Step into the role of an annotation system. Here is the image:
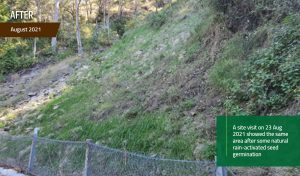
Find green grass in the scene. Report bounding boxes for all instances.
[10,79,197,159]
[209,58,242,92]
[15,97,196,159]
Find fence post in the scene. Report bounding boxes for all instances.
[83,139,93,176]
[27,127,39,173]
[216,167,228,176]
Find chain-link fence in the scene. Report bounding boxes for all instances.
[0,131,216,176]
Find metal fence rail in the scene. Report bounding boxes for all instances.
[0,128,222,176]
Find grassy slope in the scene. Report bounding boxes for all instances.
[9,0,214,160]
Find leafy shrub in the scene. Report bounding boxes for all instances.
[0,39,36,74]
[112,17,127,38]
[282,13,300,27]
[39,46,55,58]
[0,1,10,22]
[125,19,137,31]
[148,12,167,29]
[243,25,300,113]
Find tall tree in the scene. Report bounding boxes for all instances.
[84,0,89,22]
[134,0,139,14]
[103,0,111,42]
[75,0,83,55]
[33,0,41,58]
[51,0,60,51]
[118,0,124,17]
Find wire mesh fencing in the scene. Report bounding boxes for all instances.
[0,132,216,176]
[88,143,215,176]
[0,134,32,169]
[32,137,86,176]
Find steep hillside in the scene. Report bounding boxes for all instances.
[4,0,217,160]
[1,0,299,169]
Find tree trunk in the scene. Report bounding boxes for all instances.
[33,0,41,58]
[76,0,83,55]
[134,0,139,14]
[106,0,111,42]
[51,0,60,52]
[118,0,124,17]
[103,0,106,26]
[85,0,89,22]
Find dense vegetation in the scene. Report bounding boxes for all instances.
[209,0,300,115]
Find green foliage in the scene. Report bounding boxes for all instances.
[148,11,167,29]
[0,39,37,74]
[209,58,242,93]
[243,25,300,113]
[282,13,300,27]
[112,17,127,38]
[209,28,269,93]
[39,46,55,58]
[0,1,9,22]
[222,35,248,59]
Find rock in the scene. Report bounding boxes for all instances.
[198,106,206,112]
[44,91,49,96]
[64,72,70,76]
[18,90,25,93]
[82,65,89,70]
[190,111,197,116]
[25,127,33,133]
[134,50,143,56]
[193,143,209,159]
[53,105,59,110]
[9,92,17,97]
[37,114,44,120]
[162,170,167,176]
[54,122,63,130]
[9,84,14,88]
[151,154,158,158]
[123,108,139,119]
[28,92,37,97]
